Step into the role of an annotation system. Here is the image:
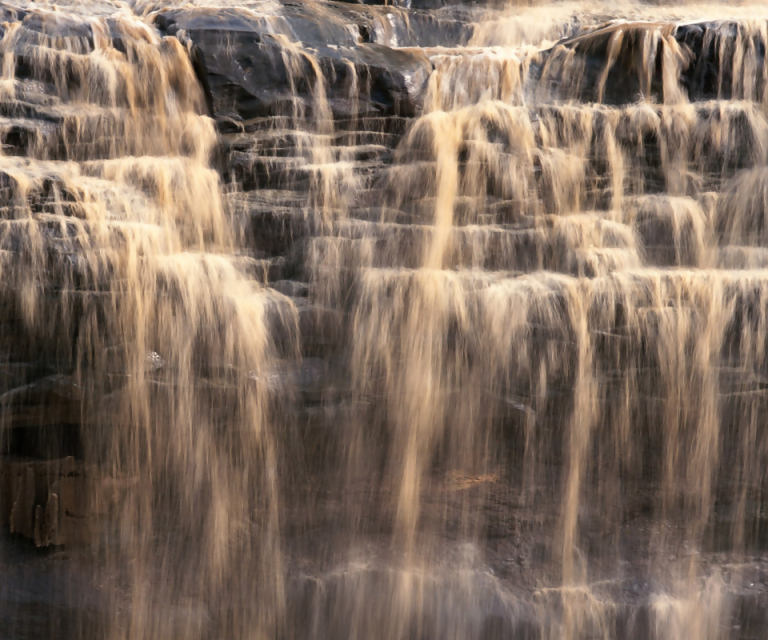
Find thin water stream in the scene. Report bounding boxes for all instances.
[1,0,768,638]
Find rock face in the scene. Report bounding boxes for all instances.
[0,457,101,546]
[154,3,434,123]
[3,2,768,640]
[534,19,768,105]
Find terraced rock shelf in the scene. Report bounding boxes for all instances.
[2,1,768,638]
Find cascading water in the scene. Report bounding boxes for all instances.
[1,0,768,638]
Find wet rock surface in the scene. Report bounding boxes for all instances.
[2,1,768,639]
[154,3,435,122]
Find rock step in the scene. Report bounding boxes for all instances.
[532,20,768,105]
[306,215,638,275]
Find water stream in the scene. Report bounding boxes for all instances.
[1,0,768,638]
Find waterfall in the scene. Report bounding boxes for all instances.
[2,1,768,638]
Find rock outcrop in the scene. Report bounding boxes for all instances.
[2,2,768,639]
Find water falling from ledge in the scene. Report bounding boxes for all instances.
[2,1,768,638]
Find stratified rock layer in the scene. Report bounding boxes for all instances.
[3,2,768,640]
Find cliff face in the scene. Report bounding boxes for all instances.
[3,1,768,639]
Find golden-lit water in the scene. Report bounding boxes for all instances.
[2,0,768,638]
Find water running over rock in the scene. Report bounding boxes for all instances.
[2,1,768,638]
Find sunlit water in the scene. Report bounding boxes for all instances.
[1,0,768,638]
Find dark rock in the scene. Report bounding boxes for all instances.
[675,20,768,102]
[534,19,768,106]
[153,5,432,124]
[534,22,675,104]
[272,280,309,297]
[20,12,93,44]
[0,457,117,546]
[298,303,344,357]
